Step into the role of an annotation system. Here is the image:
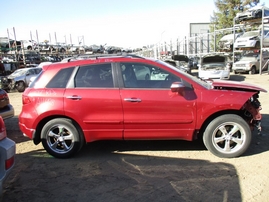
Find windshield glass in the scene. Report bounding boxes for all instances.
[156,59,211,89]
[240,56,257,61]
[10,69,28,77]
[202,63,225,70]
[242,31,259,37]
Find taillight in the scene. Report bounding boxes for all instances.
[5,156,15,170]
[22,95,31,105]
[0,116,7,140]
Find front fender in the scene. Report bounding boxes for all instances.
[196,90,256,128]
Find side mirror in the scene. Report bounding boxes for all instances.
[170,82,185,96]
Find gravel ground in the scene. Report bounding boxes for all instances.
[2,71,269,202]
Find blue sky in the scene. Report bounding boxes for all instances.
[1,0,216,48]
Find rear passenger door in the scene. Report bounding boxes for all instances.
[64,63,124,142]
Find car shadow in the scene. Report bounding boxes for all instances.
[5,116,31,144]
[245,113,269,155]
[3,148,242,202]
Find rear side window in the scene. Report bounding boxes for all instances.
[75,63,113,88]
[46,67,74,88]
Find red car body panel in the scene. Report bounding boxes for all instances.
[211,80,267,92]
[18,56,267,145]
[64,88,124,142]
[120,88,196,140]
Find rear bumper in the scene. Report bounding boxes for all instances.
[0,137,16,195]
[19,122,35,139]
[0,104,14,120]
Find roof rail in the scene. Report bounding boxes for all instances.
[66,52,145,62]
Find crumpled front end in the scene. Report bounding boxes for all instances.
[242,93,263,134]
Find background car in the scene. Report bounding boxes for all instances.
[2,67,42,92]
[164,55,191,74]
[19,54,266,159]
[234,25,269,50]
[19,39,38,50]
[233,52,269,74]
[235,5,269,22]
[0,115,16,196]
[198,54,230,80]
[0,89,14,120]
[218,33,243,51]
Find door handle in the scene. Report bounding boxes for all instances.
[124,98,141,102]
[66,95,82,100]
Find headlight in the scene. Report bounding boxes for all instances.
[249,36,258,40]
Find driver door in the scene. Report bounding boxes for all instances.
[119,62,197,140]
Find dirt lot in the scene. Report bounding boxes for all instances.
[2,72,269,202]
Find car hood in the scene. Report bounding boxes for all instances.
[210,80,267,92]
[237,33,259,40]
[234,60,255,64]
[202,55,226,63]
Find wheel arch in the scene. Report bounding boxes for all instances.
[33,115,85,145]
[196,109,243,140]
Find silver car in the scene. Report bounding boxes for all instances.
[233,52,269,74]
[198,54,230,80]
[3,67,42,92]
[0,116,15,196]
[218,33,242,51]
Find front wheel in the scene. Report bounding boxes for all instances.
[16,81,26,92]
[249,66,256,75]
[203,114,252,158]
[41,118,84,158]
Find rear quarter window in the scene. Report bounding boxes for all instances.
[46,67,75,88]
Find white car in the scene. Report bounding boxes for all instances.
[234,25,269,50]
[199,55,230,80]
[218,33,242,51]
[0,116,15,195]
[235,5,269,22]
[20,39,38,50]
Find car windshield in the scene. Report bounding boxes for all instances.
[240,56,257,61]
[156,59,212,89]
[242,31,259,37]
[10,69,28,76]
[202,63,225,70]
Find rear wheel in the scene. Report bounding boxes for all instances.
[41,118,84,158]
[203,114,251,158]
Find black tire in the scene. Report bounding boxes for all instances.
[16,81,25,92]
[41,118,84,158]
[249,66,256,75]
[234,70,238,74]
[255,41,260,49]
[203,114,251,158]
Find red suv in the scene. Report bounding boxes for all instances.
[18,54,266,158]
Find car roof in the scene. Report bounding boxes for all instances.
[44,54,155,71]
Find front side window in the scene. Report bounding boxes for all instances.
[120,62,181,88]
[75,63,113,88]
